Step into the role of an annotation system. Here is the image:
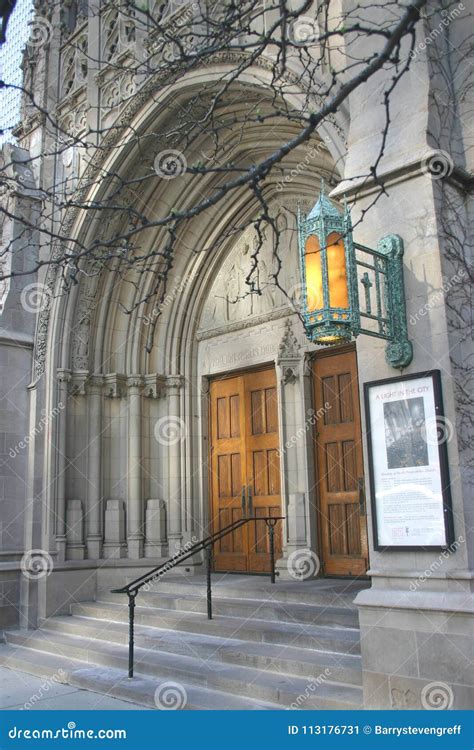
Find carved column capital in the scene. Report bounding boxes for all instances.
[127,374,143,391]
[87,374,104,394]
[166,375,185,394]
[103,373,127,398]
[142,374,167,399]
[70,369,89,396]
[57,368,72,385]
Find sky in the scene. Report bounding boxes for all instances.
[0,0,35,145]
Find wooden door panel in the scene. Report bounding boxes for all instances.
[313,349,368,577]
[210,367,282,573]
[210,377,247,571]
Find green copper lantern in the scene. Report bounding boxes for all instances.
[298,182,359,345]
[297,182,413,368]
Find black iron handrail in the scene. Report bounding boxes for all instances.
[111,514,284,677]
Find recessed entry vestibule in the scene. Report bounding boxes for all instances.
[206,345,369,578]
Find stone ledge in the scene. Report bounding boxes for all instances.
[354,588,474,615]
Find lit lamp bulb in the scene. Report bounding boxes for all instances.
[304,231,350,343]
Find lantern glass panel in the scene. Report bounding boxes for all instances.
[304,234,323,312]
[326,232,349,310]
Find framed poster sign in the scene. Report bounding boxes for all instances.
[364,370,454,551]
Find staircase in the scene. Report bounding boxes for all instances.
[0,576,368,710]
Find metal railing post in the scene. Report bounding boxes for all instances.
[269,524,276,584]
[205,545,213,620]
[265,518,278,584]
[128,591,137,678]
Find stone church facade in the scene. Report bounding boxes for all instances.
[0,1,472,709]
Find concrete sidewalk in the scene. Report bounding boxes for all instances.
[0,666,150,710]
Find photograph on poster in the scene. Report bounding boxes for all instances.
[383,397,429,469]
[364,371,454,550]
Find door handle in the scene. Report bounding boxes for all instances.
[241,486,246,517]
[358,478,366,517]
[247,485,254,517]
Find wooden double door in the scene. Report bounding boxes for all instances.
[312,348,369,576]
[209,368,282,573]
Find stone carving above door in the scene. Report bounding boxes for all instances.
[199,214,301,335]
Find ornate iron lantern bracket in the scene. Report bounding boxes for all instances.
[297,186,413,369]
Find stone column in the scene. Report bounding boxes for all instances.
[66,499,85,560]
[166,376,184,549]
[274,319,314,580]
[55,369,71,562]
[86,374,103,559]
[127,375,144,558]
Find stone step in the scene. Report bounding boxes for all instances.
[0,643,278,710]
[41,615,362,686]
[71,601,361,655]
[99,590,359,628]
[138,576,365,609]
[4,630,362,709]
